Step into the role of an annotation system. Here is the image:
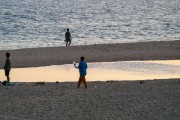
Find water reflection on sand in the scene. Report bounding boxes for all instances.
[0,60,180,82]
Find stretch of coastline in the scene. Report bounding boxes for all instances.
[0,40,180,68]
[0,40,180,120]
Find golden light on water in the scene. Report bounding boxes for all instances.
[0,60,180,82]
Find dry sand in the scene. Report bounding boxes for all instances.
[0,40,180,68]
[0,79,179,120]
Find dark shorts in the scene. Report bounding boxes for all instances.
[66,39,71,42]
[5,70,10,76]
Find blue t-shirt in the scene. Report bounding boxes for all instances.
[78,61,87,76]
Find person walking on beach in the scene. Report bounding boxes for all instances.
[4,52,11,82]
[74,57,88,88]
[65,28,71,46]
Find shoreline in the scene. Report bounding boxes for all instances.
[6,78,180,83]
[0,40,180,68]
[1,60,180,82]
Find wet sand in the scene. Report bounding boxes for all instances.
[0,40,180,68]
[0,79,179,120]
[1,60,180,82]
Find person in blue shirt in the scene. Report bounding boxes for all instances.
[74,56,88,88]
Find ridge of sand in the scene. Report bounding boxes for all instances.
[0,40,180,68]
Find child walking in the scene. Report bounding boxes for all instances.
[74,57,88,88]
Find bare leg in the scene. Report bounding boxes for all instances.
[66,41,68,46]
[82,76,87,88]
[77,76,82,88]
[7,76,10,82]
[68,41,71,46]
[5,71,10,82]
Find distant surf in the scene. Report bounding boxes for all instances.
[0,0,179,50]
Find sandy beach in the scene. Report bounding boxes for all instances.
[0,40,180,68]
[0,79,179,120]
[0,41,179,120]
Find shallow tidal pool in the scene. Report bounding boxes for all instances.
[0,60,180,82]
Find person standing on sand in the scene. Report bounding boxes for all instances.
[4,52,11,83]
[74,57,88,88]
[65,28,71,46]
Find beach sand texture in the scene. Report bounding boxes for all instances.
[0,79,179,120]
[0,41,180,120]
[0,40,180,68]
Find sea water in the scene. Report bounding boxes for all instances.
[0,0,179,50]
[0,60,180,82]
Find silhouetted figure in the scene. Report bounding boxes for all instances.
[74,57,88,88]
[4,52,11,82]
[65,28,71,46]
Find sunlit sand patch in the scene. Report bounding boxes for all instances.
[147,60,180,66]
